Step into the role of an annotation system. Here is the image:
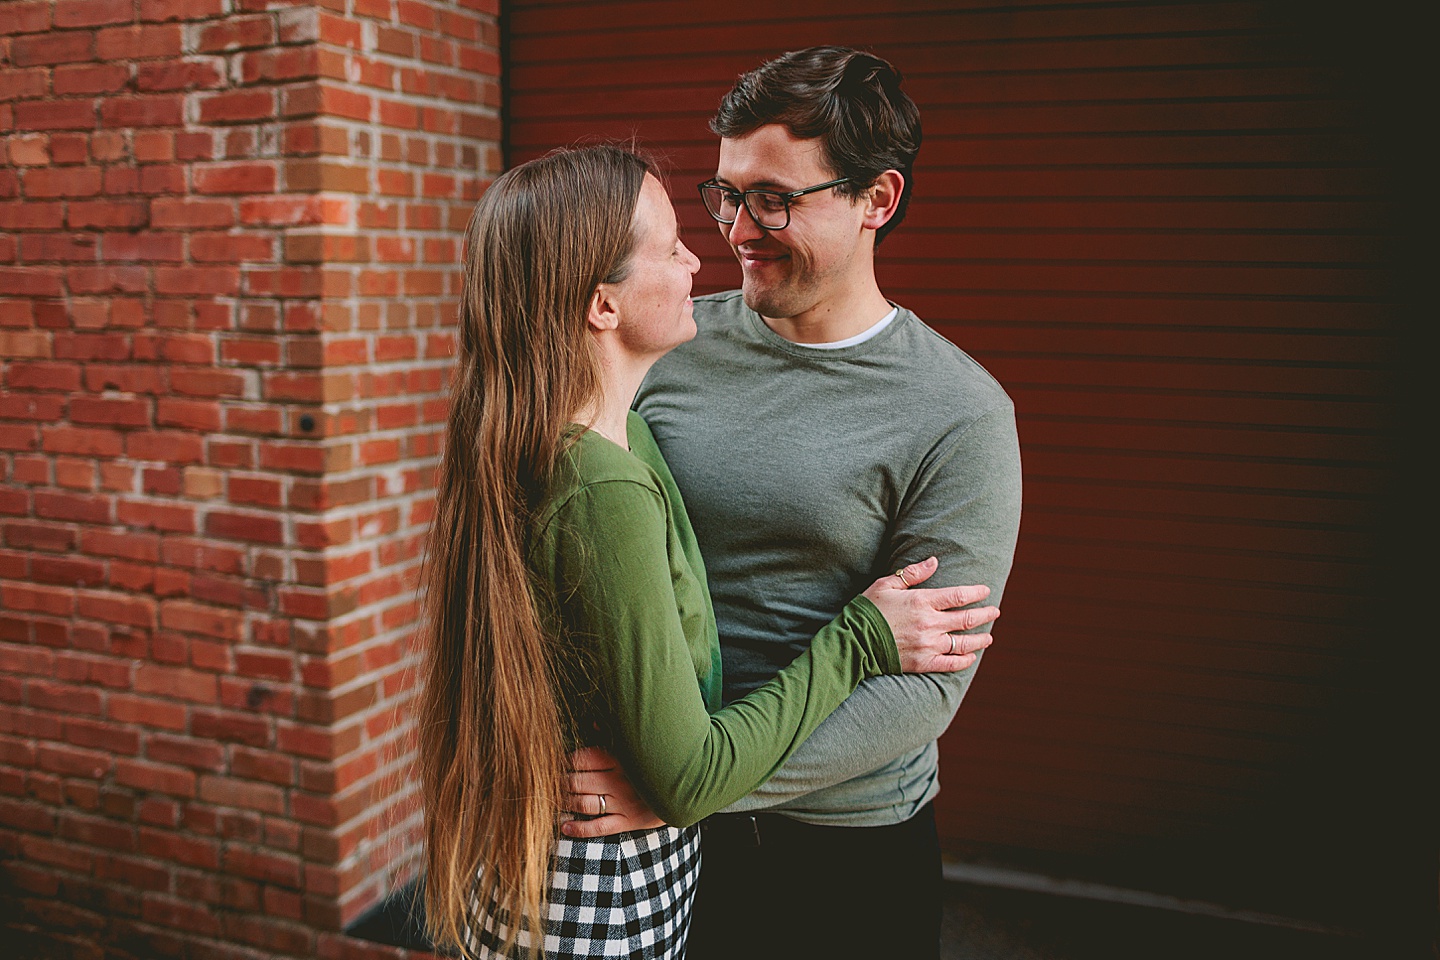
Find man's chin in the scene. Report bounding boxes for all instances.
[740,279,797,320]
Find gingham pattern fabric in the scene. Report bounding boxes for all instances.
[466,824,701,958]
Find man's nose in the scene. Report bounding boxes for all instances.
[725,202,766,246]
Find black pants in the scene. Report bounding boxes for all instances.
[685,802,943,960]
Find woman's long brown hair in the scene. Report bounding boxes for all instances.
[418,145,650,956]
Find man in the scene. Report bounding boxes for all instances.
[571,47,1022,958]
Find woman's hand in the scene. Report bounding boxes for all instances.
[560,747,667,838]
[862,556,999,674]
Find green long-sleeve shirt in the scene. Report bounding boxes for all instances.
[527,412,900,828]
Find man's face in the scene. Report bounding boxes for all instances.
[714,125,870,320]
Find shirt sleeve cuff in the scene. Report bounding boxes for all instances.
[845,594,901,676]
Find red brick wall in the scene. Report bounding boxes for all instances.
[0,0,497,954]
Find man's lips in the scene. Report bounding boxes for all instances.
[738,248,787,264]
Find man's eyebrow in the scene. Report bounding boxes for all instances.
[714,176,793,192]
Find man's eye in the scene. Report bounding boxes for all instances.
[754,193,786,212]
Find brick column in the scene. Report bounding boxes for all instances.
[1,0,497,955]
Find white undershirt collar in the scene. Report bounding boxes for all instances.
[802,307,899,350]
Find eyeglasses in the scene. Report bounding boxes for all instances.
[696,177,852,231]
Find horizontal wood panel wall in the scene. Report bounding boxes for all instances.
[504,0,1413,923]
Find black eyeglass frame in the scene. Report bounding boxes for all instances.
[696,177,853,231]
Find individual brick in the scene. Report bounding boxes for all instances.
[53,0,134,29]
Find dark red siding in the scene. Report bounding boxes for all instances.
[505,0,1422,930]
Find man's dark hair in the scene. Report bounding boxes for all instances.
[711,46,922,244]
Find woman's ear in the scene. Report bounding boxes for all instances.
[862,170,904,232]
[587,285,621,332]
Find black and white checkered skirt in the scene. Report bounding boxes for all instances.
[465,824,702,958]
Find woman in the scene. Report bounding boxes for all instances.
[417,145,992,959]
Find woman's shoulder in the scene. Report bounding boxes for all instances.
[567,424,657,484]
[540,427,665,530]
[624,410,666,474]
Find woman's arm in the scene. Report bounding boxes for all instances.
[561,564,998,836]
[541,477,901,828]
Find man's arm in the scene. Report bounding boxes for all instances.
[562,562,998,837]
[724,403,1022,813]
[718,673,963,811]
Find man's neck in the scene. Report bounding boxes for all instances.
[760,280,892,345]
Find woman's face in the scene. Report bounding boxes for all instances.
[607,174,702,360]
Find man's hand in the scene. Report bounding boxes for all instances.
[561,746,667,838]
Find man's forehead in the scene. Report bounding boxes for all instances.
[715,125,831,187]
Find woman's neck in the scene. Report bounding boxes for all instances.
[577,348,654,450]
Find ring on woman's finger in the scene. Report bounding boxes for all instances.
[895,568,911,587]
[597,794,607,817]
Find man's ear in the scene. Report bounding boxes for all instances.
[862,170,904,232]
[587,284,621,333]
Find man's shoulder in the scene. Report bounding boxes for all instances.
[689,290,751,337]
[693,289,746,314]
[642,291,752,392]
[889,307,1014,418]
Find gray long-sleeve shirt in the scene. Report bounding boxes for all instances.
[635,291,1022,826]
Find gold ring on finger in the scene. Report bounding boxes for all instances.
[597,794,607,817]
[895,568,911,587]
